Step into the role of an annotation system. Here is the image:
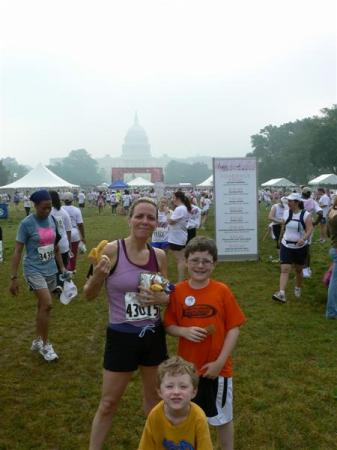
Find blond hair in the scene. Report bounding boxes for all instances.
[156,356,199,389]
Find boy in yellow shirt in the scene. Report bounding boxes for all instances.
[138,356,213,450]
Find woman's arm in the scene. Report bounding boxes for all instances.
[83,242,117,300]
[9,242,24,296]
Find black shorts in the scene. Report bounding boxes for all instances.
[169,243,185,251]
[103,324,168,372]
[187,228,197,243]
[280,243,308,265]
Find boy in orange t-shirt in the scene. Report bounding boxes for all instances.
[164,236,245,450]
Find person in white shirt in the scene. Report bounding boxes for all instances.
[151,197,172,251]
[187,204,201,243]
[23,191,32,216]
[50,191,72,289]
[78,191,86,208]
[168,191,191,282]
[200,193,211,228]
[317,188,331,242]
[272,193,313,303]
[301,187,323,277]
[62,192,85,272]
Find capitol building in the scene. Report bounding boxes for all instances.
[106,114,169,183]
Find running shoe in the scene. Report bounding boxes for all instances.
[31,337,43,352]
[272,291,286,303]
[39,343,59,362]
[294,287,302,298]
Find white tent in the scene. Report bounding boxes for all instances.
[197,175,213,187]
[308,173,337,186]
[261,178,296,187]
[128,177,154,187]
[0,163,79,189]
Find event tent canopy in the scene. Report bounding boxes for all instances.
[128,177,154,187]
[261,178,296,187]
[109,180,129,189]
[308,173,337,186]
[197,175,213,187]
[0,163,79,189]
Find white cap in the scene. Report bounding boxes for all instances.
[285,192,302,201]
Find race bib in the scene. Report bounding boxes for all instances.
[38,244,55,262]
[152,227,167,242]
[125,292,159,321]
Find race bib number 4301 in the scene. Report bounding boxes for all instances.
[125,292,159,321]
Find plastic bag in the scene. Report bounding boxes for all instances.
[60,280,78,305]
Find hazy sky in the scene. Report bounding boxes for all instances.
[1,0,336,167]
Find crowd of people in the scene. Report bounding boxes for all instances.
[5,183,337,449]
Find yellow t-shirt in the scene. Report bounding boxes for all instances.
[138,400,213,450]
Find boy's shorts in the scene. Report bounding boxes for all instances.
[25,273,57,292]
[194,376,233,426]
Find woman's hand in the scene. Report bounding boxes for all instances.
[9,279,19,296]
[138,286,169,306]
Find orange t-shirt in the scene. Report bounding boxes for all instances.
[164,279,246,378]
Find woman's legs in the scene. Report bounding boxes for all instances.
[89,370,133,450]
[279,264,291,291]
[294,264,304,288]
[171,248,186,282]
[139,365,161,415]
[34,288,53,343]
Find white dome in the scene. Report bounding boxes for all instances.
[122,114,151,158]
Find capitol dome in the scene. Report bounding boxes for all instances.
[122,113,151,158]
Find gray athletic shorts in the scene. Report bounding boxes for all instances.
[25,272,57,292]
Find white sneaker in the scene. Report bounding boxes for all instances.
[302,268,311,278]
[39,343,59,362]
[272,291,286,303]
[31,337,43,352]
[294,287,302,298]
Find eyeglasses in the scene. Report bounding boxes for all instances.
[188,258,214,266]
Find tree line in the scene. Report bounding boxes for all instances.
[247,105,337,184]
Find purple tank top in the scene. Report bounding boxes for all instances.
[106,239,159,327]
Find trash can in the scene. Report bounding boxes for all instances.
[0,204,8,219]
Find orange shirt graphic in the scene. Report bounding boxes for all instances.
[164,279,245,378]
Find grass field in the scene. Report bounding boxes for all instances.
[0,204,336,450]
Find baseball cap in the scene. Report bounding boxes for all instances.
[301,187,311,194]
[63,192,74,201]
[286,192,302,201]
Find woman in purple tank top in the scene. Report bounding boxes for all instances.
[84,197,169,450]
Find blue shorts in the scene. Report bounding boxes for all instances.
[280,243,308,265]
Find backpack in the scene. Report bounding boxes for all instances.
[285,209,306,232]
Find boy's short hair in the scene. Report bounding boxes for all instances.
[157,356,199,390]
[184,236,218,262]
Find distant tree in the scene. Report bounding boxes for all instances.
[2,157,30,182]
[247,105,337,184]
[164,160,211,185]
[0,160,10,186]
[48,149,104,186]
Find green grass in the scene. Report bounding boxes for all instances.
[0,204,336,450]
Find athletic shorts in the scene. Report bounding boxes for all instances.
[280,243,308,266]
[103,324,168,372]
[168,243,185,251]
[25,272,57,292]
[194,376,233,426]
[151,242,169,250]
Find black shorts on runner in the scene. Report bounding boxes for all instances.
[103,324,168,372]
[280,243,308,265]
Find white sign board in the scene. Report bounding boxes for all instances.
[213,157,258,261]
